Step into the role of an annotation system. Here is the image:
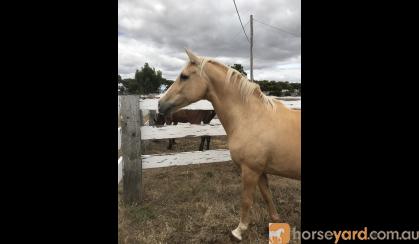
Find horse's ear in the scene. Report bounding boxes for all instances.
[185,48,200,64]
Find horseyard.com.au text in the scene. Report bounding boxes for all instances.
[290,227,419,243]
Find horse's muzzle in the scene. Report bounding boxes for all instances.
[158,100,175,116]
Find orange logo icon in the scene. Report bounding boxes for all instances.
[269,223,290,244]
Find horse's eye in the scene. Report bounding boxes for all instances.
[180,74,189,80]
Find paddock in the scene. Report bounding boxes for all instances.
[118,95,301,243]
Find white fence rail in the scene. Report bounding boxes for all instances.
[142,149,231,169]
[140,98,214,110]
[140,120,225,140]
[140,98,301,111]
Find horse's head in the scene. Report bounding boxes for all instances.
[158,49,209,116]
[153,113,166,126]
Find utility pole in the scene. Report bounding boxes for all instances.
[250,14,254,82]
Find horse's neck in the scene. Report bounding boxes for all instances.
[204,65,264,136]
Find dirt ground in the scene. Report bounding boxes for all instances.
[118,136,301,244]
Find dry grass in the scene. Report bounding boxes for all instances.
[118,137,301,244]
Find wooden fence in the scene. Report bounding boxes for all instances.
[118,95,300,203]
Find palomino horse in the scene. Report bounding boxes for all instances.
[154,110,216,150]
[158,49,301,241]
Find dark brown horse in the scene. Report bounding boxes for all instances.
[154,110,216,151]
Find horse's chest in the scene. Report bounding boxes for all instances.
[228,137,270,163]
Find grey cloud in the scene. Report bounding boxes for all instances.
[119,0,300,82]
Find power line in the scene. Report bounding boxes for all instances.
[212,20,250,59]
[253,18,300,38]
[231,19,250,41]
[232,0,250,42]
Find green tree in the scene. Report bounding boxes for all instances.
[122,78,137,94]
[161,79,174,87]
[283,89,292,96]
[230,64,247,76]
[255,80,277,96]
[134,63,163,94]
[254,79,300,97]
[290,82,301,95]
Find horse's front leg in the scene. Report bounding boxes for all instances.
[167,139,174,150]
[231,165,261,241]
[258,173,280,222]
[206,136,211,150]
[199,136,205,151]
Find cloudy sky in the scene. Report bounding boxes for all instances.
[118,0,301,82]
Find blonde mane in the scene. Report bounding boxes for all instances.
[198,57,277,111]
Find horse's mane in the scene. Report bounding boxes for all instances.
[198,57,277,111]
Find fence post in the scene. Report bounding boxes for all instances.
[120,95,143,204]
